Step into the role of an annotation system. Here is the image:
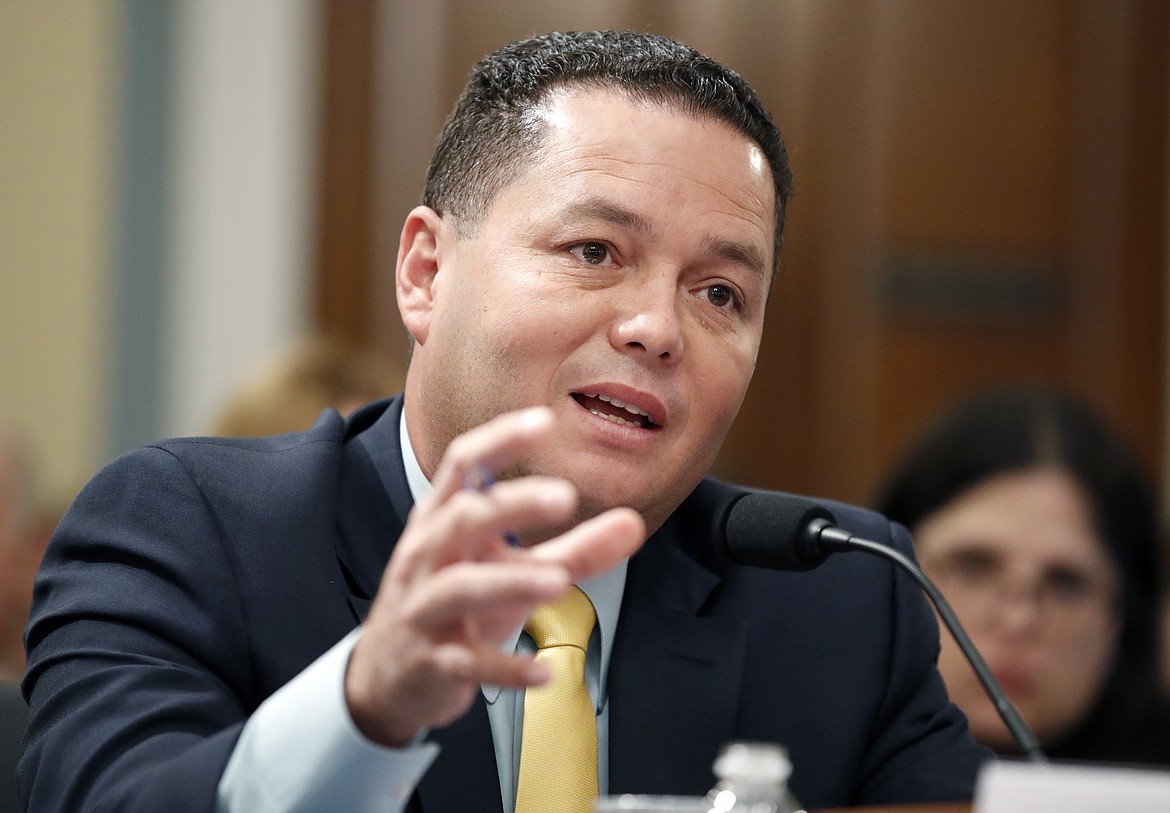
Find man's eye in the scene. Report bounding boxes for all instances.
[700,284,738,310]
[569,242,613,266]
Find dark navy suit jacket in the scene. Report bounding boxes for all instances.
[19,397,989,812]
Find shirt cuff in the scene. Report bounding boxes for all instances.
[216,628,440,813]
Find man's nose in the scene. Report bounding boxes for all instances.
[608,275,685,362]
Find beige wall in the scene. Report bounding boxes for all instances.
[0,2,117,510]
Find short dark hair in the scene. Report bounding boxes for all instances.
[875,387,1169,763]
[423,30,792,272]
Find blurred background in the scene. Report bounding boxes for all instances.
[1,0,1166,521]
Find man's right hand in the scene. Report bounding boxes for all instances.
[343,406,646,747]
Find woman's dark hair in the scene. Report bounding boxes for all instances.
[423,30,792,276]
[875,387,1169,763]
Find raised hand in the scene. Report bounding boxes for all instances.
[344,406,645,746]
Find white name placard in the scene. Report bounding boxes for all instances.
[976,760,1170,813]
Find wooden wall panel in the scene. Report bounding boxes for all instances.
[315,0,377,350]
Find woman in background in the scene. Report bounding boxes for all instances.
[876,388,1170,764]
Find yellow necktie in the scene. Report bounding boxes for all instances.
[515,586,598,813]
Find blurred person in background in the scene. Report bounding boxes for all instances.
[211,336,402,437]
[0,416,51,684]
[876,387,1170,764]
[0,415,53,813]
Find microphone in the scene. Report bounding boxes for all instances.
[716,490,1046,763]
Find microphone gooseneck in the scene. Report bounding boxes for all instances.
[717,490,1046,763]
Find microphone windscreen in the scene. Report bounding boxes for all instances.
[718,491,838,571]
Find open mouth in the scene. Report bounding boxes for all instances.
[572,392,660,430]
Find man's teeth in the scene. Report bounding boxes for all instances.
[592,393,649,418]
[588,408,642,428]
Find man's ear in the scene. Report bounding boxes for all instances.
[395,206,448,346]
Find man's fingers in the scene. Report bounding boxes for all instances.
[441,477,577,547]
[397,476,577,574]
[403,559,570,632]
[432,642,550,690]
[527,507,647,582]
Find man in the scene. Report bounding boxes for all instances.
[20,31,989,812]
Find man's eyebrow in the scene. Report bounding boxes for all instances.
[557,198,653,235]
[701,236,769,283]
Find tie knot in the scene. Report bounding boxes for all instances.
[525,586,596,650]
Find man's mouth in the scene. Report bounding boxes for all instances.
[571,392,660,429]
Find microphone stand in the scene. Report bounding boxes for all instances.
[813,519,1047,763]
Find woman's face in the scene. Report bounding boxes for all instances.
[913,467,1122,751]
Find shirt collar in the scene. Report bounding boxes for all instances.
[399,405,432,504]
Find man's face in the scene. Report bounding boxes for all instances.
[403,87,774,533]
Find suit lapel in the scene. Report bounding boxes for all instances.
[608,501,747,797]
[335,398,411,615]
